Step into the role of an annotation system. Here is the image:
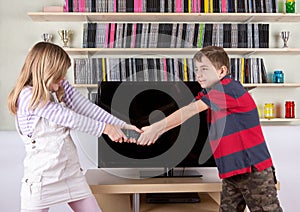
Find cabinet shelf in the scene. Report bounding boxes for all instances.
[64,48,300,56]
[28,12,300,23]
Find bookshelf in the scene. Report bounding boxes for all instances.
[64,47,300,56]
[28,12,300,23]
[28,12,300,124]
[74,83,300,89]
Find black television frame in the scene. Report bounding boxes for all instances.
[97,81,216,177]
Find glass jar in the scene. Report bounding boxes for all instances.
[286,0,295,13]
[264,103,275,119]
[285,101,295,118]
[273,70,284,83]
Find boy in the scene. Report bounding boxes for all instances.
[137,46,282,211]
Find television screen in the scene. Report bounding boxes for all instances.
[97,81,216,172]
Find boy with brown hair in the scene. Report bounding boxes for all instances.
[137,46,282,211]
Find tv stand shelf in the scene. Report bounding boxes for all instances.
[85,168,222,212]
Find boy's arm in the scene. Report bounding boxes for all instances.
[137,99,209,146]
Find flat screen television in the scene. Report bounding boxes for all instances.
[97,81,216,177]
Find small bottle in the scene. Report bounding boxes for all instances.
[264,103,275,119]
[285,101,295,118]
[286,0,296,13]
[273,70,284,83]
[278,0,285,13]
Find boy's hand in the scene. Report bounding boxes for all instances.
[137,125,162,146]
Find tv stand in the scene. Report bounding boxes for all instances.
[85,168,222,212]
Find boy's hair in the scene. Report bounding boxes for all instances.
[8,42,71,114]
[193,46,230,73]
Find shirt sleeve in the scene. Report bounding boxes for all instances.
[62,80,126,127]
[18,86,119,137]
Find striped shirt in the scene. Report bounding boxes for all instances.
[17,80,126,137]
[196,76,273,179]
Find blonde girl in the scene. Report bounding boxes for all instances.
[8,42,141,212]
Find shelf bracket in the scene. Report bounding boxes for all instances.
[244,16,255,24]
[84,14,91,22]
[244,51,256,58]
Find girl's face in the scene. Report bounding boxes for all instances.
[194,57,226,88]
[50,79,64,92]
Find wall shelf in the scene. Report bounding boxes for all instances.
[32,11,300,125]
[74,83,300,89]
[28,12,300,23]
[74,84,97,88]
[64,48,300,56]
[260,118,300,123]
[243,83,300,88]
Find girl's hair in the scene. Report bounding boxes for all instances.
[8,42,71,115]
[193,46,230,73]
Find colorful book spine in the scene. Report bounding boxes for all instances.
[105,24,110,48]
[114,0,117,12]
[192,0,197,12]
[109,24,116,48]
[209,0,213,13]
[73,0,79,12]
[183,58,188,81]
[134,0,139,12]
[197,0,201,12]
[240,57,245,83]
[204,0,209,13]
[64,0,69,12]
[176,0,183,12]
[188,0,192,12]
[131,23,137,48]
[198,23,205,47]
[221,0,227,13]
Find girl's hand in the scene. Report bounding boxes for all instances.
[103,124,128,143]
[122,123,143,143]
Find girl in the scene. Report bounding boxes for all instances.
[8,42,141,212]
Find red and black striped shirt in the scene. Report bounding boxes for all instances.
[196,76,273,179]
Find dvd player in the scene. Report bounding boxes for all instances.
[146,192,201,204]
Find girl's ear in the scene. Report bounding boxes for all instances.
[218,66,228,79]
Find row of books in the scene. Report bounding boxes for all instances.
[74,58,196,83]
[64,0,278,13]
[231,57,267,83]
[74,57,267,84]
[83,23,269,49]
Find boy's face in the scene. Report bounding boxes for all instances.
[194,56,226,89]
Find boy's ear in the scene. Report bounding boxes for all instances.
[219,66,228,78]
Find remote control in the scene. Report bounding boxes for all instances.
[121,129,141,140]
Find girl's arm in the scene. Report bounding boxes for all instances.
[63,80,125,127]
[18,87,132,142]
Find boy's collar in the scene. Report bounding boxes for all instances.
[204,75,231,91]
